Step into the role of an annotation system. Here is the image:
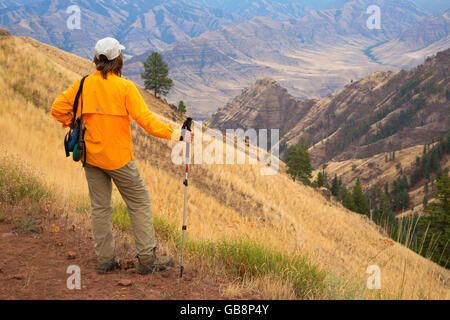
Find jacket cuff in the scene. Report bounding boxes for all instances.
[171,128,182,141]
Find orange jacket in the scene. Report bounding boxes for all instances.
[52,71,180,170]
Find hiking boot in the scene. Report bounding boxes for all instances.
[137,248,174,275]
[97,258,122,274]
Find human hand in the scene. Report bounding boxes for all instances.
[184,130,193,143]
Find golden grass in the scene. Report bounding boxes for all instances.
[0,32,449,299]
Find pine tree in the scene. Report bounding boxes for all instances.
[423,182,429,209]
[423,195,428,209]
[375,190,395,227]
[141,51,173,98]
[416,172,450,266]
[331,174,339,196]
[353,179,370,215]
[321,165,329,189]
[315,172,325,188]
[342,187,356,212]
[286,139,312,185]
[430,151,440,173]
[392,176,410,212]
[177,100,187,113]
[337,177,344,201]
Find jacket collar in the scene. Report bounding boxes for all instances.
[93,70,120,78]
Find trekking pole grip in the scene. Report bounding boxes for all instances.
[180,117,193,142]
[182,117,193,131]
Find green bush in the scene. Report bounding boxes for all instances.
[14,219,38,234]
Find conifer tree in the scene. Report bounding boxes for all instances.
[178,100,187,113]
[353,179,370,215]
[286,139,312,185]
[141,51,173,98]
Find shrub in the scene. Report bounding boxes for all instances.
[0,159,51,205]
[14,219,38,234]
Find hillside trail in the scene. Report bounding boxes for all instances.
[0,205,229,300]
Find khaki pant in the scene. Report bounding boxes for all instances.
[84,160,156,263]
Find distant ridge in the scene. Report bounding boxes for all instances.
[0,27,10,38]
[205,78,316,137]
[208,48,450,170]
[126,0,448,117]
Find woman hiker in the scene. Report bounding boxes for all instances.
[51,37,192,275]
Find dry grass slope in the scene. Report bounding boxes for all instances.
[315,144,427,210]
[0,30,449,299]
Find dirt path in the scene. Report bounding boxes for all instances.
[0,206,225,300]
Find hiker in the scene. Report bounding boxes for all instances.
[51,37,192,275]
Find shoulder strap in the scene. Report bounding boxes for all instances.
[71,75,88,127]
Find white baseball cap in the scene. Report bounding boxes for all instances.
[94,37,125,61]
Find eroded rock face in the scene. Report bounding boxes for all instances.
[205,78,316,137]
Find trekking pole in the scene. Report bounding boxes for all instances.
[180,117,193,278]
